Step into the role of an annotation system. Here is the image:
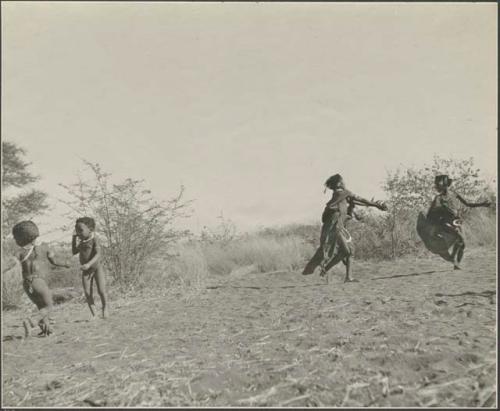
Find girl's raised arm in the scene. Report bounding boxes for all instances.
[455,192,491,208]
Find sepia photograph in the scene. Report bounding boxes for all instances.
[1,1,497,408]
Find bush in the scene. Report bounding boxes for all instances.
[383,156,495,258]
[462,208,496,248]
[59,160,192,286]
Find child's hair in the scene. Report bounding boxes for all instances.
[325,174,343,190]
[435,174,453,188]
[12,220,40,247]
[76,217,96,231]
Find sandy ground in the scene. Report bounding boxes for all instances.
[2,248,497,407]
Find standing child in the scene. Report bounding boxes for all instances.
[425,174,491,270]
[72,217,108,319]
[302,174,388,282]
[12,221,70,337]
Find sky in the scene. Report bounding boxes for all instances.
[2,2,497,241]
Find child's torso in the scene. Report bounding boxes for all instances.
[19,246,40,280]
[323,190,352,223]
[327,190,352,214]
[78,238,97,264]
[435,192,460,215]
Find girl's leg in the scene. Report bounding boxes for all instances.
[30,279,54,336]
[452,233,465,270]
[22,284,37,338]
[94,268,108,318]
[328,231,355,282]
[457,242,465,264]
[82,273,97,318]
[343,256,356,283]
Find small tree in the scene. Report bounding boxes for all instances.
[383,156,493,258]
[384,156,489,213]
[1,141,49,238]
[59,161,193,286]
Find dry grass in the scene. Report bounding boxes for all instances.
[462,210,497,248]
[2,248,496,407]
[202,235,313,275]
[2,255,25,310]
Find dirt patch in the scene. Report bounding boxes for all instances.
[2,248,496,407]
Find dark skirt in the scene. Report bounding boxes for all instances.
[303,213,354,275]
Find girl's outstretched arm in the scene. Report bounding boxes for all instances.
[455,192,491,208]
[351,194,387,210]
[46,250,70,268]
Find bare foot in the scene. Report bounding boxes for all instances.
[344,278,359,283]
[454,265,461,270]
[102,309,109,319]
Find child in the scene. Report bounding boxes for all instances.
[12,221,70,337]
[72,217,108,319]
[426,174,491,270]
[302,174,388,282]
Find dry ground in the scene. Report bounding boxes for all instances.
[2,248,497,407]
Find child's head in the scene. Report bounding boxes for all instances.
[75,217,96,239]
[325,174,344,191]
[434,175,452,193]
[12,220,39,247]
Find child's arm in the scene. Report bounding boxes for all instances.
[46,250,71,268]
[71,232,79,255]
[80,239,101,271]
[455,192,491,208]
[351,194,387,211]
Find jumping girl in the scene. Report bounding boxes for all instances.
[425,174,491,270]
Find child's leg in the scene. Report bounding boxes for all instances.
[343,255,357,283]
[38,307,53,336]
[94,268,108,318]
[335,232,355,282]
[23,319,33,338]
[452,234,465,270]
[82,272,97,317]
[30,279,54,336]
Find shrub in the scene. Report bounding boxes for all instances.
[59,160,192,286]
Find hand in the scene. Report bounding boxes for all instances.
[81,263,90,271]
[376,201,388,211]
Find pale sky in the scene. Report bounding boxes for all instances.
[2,2,497,241]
